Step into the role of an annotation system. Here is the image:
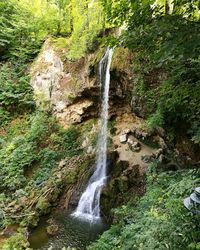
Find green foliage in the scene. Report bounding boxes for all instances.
[0,112,82,192]
[147,109,164,131]
[2,229,29,250]
[33,147,58,184]
[0,63,34,126]
[68,0,104,59]
[0,0,72,61]
[1,0,107,61]
[192,128,200,144]
[101,0,132,26]
[89,168,200,250]
[0,0,40,61]
[0,139,36,191]
[62,126,82,157]
[104,0,200,144]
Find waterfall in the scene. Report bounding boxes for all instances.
[72,48,113,221]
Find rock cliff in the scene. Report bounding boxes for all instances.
[30,38,134,126]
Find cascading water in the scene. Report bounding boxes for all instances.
[72,48,113,221]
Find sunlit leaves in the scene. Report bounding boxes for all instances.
[68,0,104,59]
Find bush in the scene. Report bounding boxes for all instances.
[0,63,35,126]
[2,230,29,250]
[0,111,83,192]
[88,169,200,250]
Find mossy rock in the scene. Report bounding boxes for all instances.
[65,171,77,185]
[117,176,129,192]
[36,197,50,212]
[111,47,133,72]
[46,224,59,236]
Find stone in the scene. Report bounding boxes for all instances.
[141,131,149,139]
[87,146,94,154]
[128,140,141,152]
[158,138,167,150]
[155,148,163,158]
[120,134,127,143]
[131,95,147,118]
[155,126,165,137]
[59,159,67,168]
[158,154,165,163]
[46,224,59,236]
[56,99,94,124]
[195,187,200,197]
[131,127,136,134]
[141,154,155,163]
[127,138,134,145]
[134,147,141,152]
[122,129,131,135]
[132,141,140,148]
[131,128,149,139]
[82,137,89,148]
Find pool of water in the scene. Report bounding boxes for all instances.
[29,212,108,250]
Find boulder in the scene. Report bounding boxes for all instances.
[46,224,59,236]
[82,137,89,148]
[158,137,167,150]
[131,95,147,118]
[155,148,163,158]
[141,154,155,163]
[87,146,95,154]
[120,134,127,143]
[122,128,131,135]
[127,139,141,152]
[131,127,149,139]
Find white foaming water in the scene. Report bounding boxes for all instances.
[72,48,113,222]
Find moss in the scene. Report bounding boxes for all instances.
[50,37,71,50]
[19,214,38,228]
[90,47,105,66]
[78,158,92,175]
[65,170,77,185]
[117,176,129,192]
[63,91,76,102]
[111,47,132,72]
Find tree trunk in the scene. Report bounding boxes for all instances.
[165,0,170,14]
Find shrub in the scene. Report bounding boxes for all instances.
[88,169,200,250]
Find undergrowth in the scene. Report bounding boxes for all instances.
[88,167,200,250]
[0,112,83,230]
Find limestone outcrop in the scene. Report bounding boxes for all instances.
[30,38,134,125]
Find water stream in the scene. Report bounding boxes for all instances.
[72,48,113,221]
[29,48,113,249]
